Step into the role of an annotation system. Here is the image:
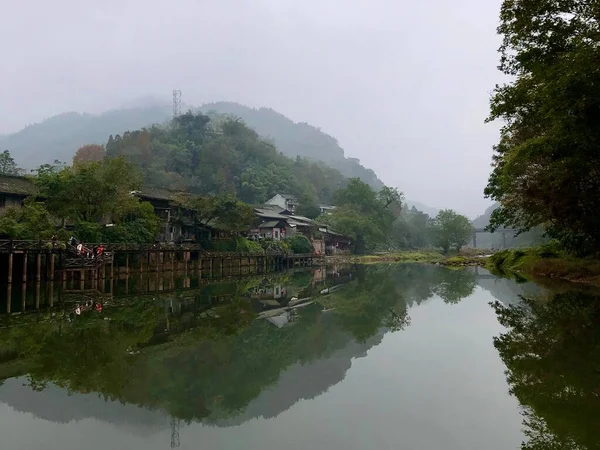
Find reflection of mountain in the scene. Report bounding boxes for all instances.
[212,327,384,427]
[0,377,167,436]
[0,264,505,431]
[0,328,384,432]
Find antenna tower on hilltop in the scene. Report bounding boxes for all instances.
[172,89,182,118]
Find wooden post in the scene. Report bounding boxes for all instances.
[7,253,13,284]
[22,253,28,283]
[50,254,55,281]
[6,284,11,313]
[35,254,41,282]
[126,254,130,274]
[35,282,40,310]
[171,252,175,271]
[21,283,26,312]
[49,282,54,307]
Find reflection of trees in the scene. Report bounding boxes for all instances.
[492,292,600,450]
[320,265,477,342]
[0,265,482,424]
[432,268,476,304]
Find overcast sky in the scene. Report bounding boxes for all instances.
[0,0,504,217]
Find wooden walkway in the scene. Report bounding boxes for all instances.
[0,239,318,285]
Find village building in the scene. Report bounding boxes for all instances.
[265,194,298,213]
[252,205,313,241]
[319,205,336,215]
[0,175,38,216]
[134,189,228,245]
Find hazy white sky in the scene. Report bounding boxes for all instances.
[0,0,504,216]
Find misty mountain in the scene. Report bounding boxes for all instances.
[405,200,439,218]
[1,101,442,212]
[472,202,499,228]
[198,102,384,189]
[1,106,171,169]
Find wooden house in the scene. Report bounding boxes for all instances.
[0,175,38,215]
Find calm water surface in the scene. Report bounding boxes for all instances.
[0,264,598,450]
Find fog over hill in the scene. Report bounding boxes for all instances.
[0,102,439,213]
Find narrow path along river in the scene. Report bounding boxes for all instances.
[0,264,597,449]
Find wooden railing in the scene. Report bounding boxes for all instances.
[0,240,316,258]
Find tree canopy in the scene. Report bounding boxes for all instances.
[432,209,473,253]
[484,0,600,255]
[319,178,402,253]
[105,111,349,206]
[0,150,20,175]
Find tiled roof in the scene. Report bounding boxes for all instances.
[0,175,38,196]
[258,220,281,228]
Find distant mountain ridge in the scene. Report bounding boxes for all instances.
[198,102,384,189]
[1,106,171,169]
[1,102,384,191]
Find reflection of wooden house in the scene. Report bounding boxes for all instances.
[0,175,37,216]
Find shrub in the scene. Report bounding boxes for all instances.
[287,235,313,254]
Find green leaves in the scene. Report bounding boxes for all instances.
[322,179,403,253]
[0,199,55,240]
[0,150,19,175]
[486,0,600,254]
[432,209,473,253]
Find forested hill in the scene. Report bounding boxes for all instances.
[2,102,383,191]
[1,107,171,169]
[106,111,350,206]
[198,102,383,189]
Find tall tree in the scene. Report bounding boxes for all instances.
[322,179,402,253]
[0,150,19,175]
[432,209,473,253]
[73,144,106,165]
[484,0,600,254]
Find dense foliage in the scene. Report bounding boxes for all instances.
[199,102,384,190]
[105,111,349,206]
[319,178,401,253]
[485,0,600,255]
[432,209,474,253]
[0,157,161,243]
[0,150,20,175]
[0,199,55,240]
[287,234,314,254]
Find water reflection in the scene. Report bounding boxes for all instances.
[492,290,600,450]
[0,265,477,420]
[1,264,593,449]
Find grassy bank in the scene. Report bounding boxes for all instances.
[326,250,490,266]
[487,248,600,286]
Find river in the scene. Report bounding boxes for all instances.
[0,264,598,449]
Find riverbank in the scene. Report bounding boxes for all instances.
[326,250,490,267]
[487,248,600,287]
